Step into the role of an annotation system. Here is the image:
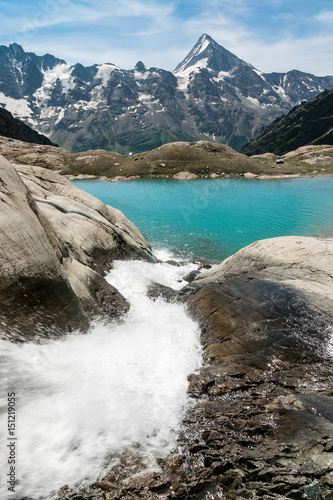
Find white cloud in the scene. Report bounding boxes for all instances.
[236,35,333,75]
[1,0,175,37]
[315,9,333,23]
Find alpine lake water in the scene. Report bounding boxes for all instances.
[73,176,333,261]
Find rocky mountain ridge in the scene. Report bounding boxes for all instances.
[0,105,56,145]
[1,35,332,153]
[241,89,333,156]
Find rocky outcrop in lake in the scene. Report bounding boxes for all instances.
[0,155,154,341]
[62,236,333,499]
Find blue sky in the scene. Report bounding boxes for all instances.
[0,0,333,75]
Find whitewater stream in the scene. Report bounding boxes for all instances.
[0,253,202,499]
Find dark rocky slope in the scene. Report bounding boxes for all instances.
[241,89,333,156]
[59,236,333,499]
[0,106,56,145]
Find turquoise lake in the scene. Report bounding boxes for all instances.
[73,177,333,261]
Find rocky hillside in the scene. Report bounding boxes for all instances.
[1,136,332,179]
[241,89,333,156]
[0,106,56,145]
[0,36,332,153]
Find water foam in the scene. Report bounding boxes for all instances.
[0,258,202,499]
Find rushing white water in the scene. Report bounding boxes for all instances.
[0,255,202,499]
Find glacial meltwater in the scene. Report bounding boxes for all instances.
[0,256,202,499]
[73,176,333,260]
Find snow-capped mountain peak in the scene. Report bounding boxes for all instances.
[174,34,245,76]
[174,34,213,75]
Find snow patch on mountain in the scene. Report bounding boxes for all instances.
[253,69,267,82]
[13,62,24,85]
[173,33,211,75]
[37,106,57,120]
[74,100,100,110]
[246,96,261,107]
[34,64,75,108]
[272,85,291,102]
[94,64,118,87]
[134,70,161,81]
[213,70,232,83]
[195,37,210,57]
[138,93,156,105]
[0,92,32,118]
[235,89,264,110]
[55,108,65,125]
[175,58,209,91]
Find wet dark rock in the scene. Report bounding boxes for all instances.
[183,269,201,282]
[303,479,321,500]
[67,262,130,318]
[192,257,221,269]
[146,282,179,302]
[199,263,213,270]
[166,259,180,266]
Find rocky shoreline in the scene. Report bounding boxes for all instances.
[1,137,333,181]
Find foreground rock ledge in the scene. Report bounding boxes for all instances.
[61,237,333,499]
[0,156,155,341]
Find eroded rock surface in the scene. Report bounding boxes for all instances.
[16,164,155,273]
[0,156,155,341]
[179,237,333,499]
[0,156,87,340]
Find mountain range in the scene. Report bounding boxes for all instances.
[0,34,332,153]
